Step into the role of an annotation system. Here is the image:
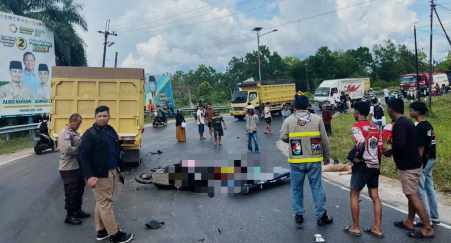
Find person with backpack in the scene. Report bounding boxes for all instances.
[370,98,386,129]
[344,101,384,238]
[409,102,440,225]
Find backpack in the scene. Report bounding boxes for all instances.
[351,122,382,168]
[373,105,384,120]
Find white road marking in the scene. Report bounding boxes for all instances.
[323,178,451,230]
[0,152,33,168]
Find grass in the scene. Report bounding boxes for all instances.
[330,95,451,192]
[0,134,33,155]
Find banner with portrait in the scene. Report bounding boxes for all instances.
[0,12,55,117]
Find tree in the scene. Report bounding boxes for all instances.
[373,40,399,82]
[0,0,88,66]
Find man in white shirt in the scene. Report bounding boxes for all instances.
[196,106,206,140]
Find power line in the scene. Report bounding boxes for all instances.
[119,0,273,34]
[114,4,212,31]
[266,0,377,30]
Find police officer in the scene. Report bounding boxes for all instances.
[58,113,90,225]
[280,94,334,227]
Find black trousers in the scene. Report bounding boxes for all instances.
[325,123,332,136]
[60,169,85,216]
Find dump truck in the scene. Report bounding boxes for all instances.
[230,79,296,120]
[49,67,145,164]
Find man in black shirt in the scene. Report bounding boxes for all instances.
[409,101,440,225]
[385,99,434,239]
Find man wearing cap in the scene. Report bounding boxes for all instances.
[280,94,333,227]
[0,60,32,99]
[36,64,50,99]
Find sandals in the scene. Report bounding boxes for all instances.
[393,221,414,231]
[343,225,361,237]
[408,230,435,239]
[363,228,384,239]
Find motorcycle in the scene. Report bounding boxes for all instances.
[152,111,167,128]
[33,120,55,154]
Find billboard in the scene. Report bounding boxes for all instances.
[0,12,55,117]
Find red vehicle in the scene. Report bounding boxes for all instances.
[399,73,430,98]
[399,72,449,98]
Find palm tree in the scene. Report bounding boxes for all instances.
[0,0,88,66]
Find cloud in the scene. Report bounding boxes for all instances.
[115,0,420,73]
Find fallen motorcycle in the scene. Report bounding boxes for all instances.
[135,161,290,197]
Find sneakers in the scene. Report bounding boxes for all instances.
[110,231,135,243]
[317,211,334,226]
[96,229,109,241]
[73,210,91,219]
[64,216,82,225]
[295,214,304,225]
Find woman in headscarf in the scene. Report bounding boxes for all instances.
[175,109,186,143]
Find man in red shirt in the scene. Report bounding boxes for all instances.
[344,101,384,238]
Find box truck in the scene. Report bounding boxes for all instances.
[314,78,370,104]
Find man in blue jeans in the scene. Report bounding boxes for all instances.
[409,101,440,225]
[280,94,333,227]
[246,106,259,152]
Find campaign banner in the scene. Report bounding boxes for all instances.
[0,12,55,117]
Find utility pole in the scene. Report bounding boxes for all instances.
[433,7,451,47]
[253,27,262,81]
[428,0,434,108]
[114,52,118,68]
[253,27,278,81]
[98,19,118,68]
[414,25,420,101]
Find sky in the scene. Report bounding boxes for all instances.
[76,0,451,74]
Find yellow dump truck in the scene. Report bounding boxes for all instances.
[49,67,145,164]
[230,80,296,120]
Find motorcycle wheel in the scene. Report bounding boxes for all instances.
[34,144,42,155]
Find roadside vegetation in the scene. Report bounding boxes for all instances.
[330,95,451,192]
[0,134,33,155]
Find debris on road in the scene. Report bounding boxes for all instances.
[314,234,326,243]
[145,220,165,230]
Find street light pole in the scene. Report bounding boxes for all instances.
[253,27,278,81]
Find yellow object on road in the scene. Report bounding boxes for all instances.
[49,67,145,163]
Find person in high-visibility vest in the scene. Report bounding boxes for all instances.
[280,94,333,227]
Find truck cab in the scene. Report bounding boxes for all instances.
[230,82,259,120]
[314,80,339,104]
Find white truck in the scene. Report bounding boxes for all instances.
[314,78,371,104]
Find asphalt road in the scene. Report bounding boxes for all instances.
[1,116,450,243]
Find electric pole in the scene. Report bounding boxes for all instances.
[414,25,420,101]
[98,19,118,68]
[428,0,434,108]
[114,52,118,68]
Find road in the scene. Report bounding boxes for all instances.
[1,116,450,243]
